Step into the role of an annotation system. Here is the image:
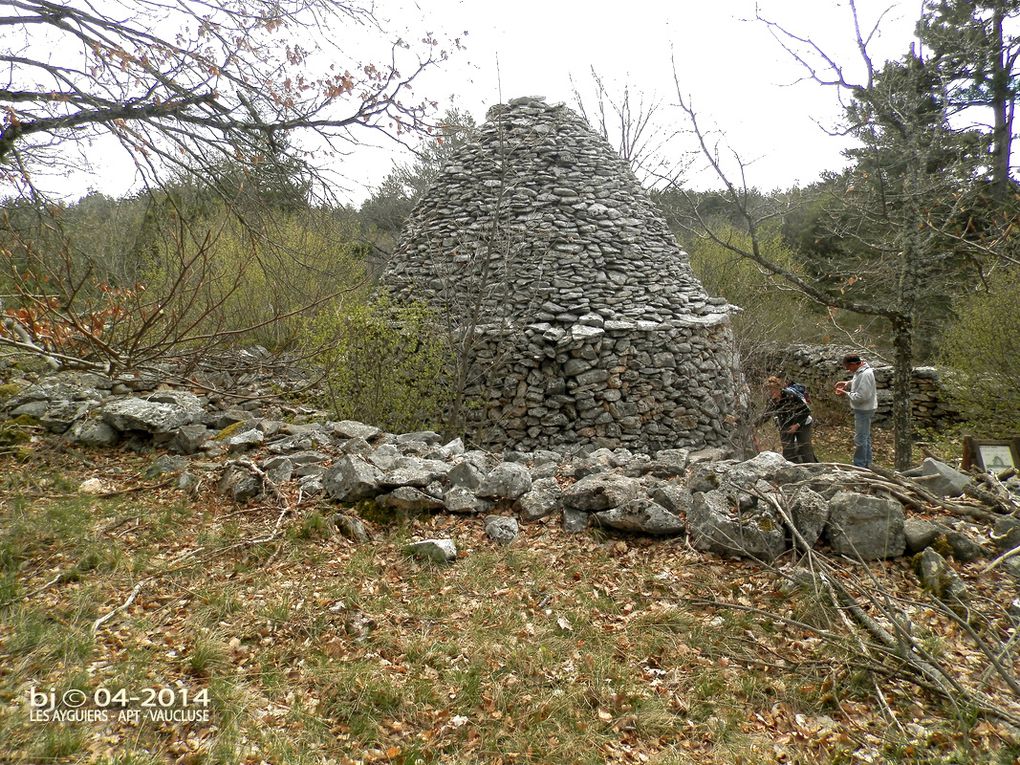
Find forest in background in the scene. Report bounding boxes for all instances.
[1,0,1019,460]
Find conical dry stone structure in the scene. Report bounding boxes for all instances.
[382,96,748,453]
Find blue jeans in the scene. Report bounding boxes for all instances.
[853,409,875,468]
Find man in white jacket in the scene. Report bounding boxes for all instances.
[834,353,877,468]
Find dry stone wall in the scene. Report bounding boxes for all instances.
[758,344,959,429]
[381,96,747,453]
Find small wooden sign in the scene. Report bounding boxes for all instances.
[962,436,1020,472]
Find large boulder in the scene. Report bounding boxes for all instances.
[562,473,642,512]
[443,486,491,515]
[785,486,830,549]
[827,491,905,560]
[323,456,384,502]
[329,420,382,441]
[688,490,786,561]
[517,477,563,521]
[904,458,973,498]
[593,498,684,535]
[646,482,693,516]
[101,396,204,434]
[40,398,101,433]
[68,417,120,447]
[378,486,445,513]
[904,518,940,554]
[689,452,812,494]
[477,462,533,500]
[447,460,486,490]
[640,448,690,479]
[381,457,450,488]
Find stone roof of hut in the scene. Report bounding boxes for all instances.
[382,96,731,325]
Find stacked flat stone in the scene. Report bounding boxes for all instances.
[755,344,960,429]
[382,96,747,453]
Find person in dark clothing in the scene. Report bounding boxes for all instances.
[761,375,818,463]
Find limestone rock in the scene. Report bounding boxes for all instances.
[170,423,210,455]
[786,486,830,549]
[517,477,563,520]
[378,486,445,513]
[484,515,520,544]
[219,464,262,503]
[688,490,786,561]
[647,482,693,516]
[225,427,264,452]
[323,456,384,503]
[444,486,491,515]
[562,508,590,534]
[407,538,457,564]
[904,518,940,554]
[594,498,684,535]
[330,420,382,441]
[448,461,486,490]
[906,458,973,497]
[477,462,533,500]
[102,396,204,434]
[562,473,642,512]
[69,418,120,447]
[827,491,905,560]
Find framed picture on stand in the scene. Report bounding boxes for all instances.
[962,437,1020,473]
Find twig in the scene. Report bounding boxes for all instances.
[757,488,1020,726]
[91,580,146,635]
[984,544,1020,573]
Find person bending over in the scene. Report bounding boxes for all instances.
[761,375,817,464]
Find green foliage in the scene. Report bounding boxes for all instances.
[1,158,371,371]
[139,202,369,351]
[303,297,449,433]
[687,225,827,353]
[939,267,1020,432]
[918,0,1020,196]
[360,108,477,246]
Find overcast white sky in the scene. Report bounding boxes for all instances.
[62,0,923,204]
[335,0,923,202]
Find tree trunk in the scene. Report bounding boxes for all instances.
[891,315,914,471]
[990,4,1014,200]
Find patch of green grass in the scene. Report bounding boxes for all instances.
[0,571,20,605]
[289,509,330,540]
[195,585,244,625]
[33,724,86,761]
[5,606,58,658]
[318,660,409,742]
[147,498,191,540]
[187,631,230,678]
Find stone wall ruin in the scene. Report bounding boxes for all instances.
[381,96,748,453]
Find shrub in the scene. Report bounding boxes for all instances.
[688,226,832,369]
[303,297,448,433]
[938,267,1020,433]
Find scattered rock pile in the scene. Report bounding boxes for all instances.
[5,370,1016,579]
[382,96,747,454]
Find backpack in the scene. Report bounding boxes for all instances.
[784,383,811,411]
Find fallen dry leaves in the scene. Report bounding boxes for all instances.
[0,437,1018,764]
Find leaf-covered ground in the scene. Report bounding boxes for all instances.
[0,427,1018,764]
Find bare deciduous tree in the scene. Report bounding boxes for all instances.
[1,0,451,196]
[0,0,455,373]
